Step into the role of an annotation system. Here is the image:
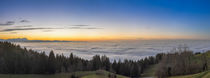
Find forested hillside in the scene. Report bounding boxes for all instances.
[2,42,209,78]
[0,42,158,77]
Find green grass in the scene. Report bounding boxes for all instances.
[141,64,158,77]
[0,70,128,78]
[170,71,210,78]
[81,74,108,78]
[80,70,128,78]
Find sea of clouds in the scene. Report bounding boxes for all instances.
[14,40,210,60]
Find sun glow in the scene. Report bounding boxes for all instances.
[0,29,201,41]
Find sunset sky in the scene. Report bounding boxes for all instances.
[0,0,210,41]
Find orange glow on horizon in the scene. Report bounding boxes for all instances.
[0,29,204,41]
[0,33,204,41]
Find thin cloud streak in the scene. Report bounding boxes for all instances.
[42,30,53,32]
[10,32,17,34]
[0,28,59,32]
[0,25,103,32]
[15,25,33,27]
[71,25,89,26]
[20,20,30,23]
[68,27,103,29]
[0,21,15,26]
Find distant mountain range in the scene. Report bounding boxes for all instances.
[0,38,74,42]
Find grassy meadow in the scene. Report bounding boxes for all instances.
[170,71,210,78]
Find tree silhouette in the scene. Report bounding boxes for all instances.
[48,51,56,74]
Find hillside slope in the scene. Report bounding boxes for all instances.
[142,51,210,78]
[170,71,210,78]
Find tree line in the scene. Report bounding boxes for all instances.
[155,47,209,78]
[0,42,160,77]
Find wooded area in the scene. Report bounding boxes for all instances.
[155,47,209,78]
[0,42,158,77]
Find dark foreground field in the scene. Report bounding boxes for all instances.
[0,70,128,78]
[1,70,209,78]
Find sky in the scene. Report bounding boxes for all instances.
[0,0,210,41]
